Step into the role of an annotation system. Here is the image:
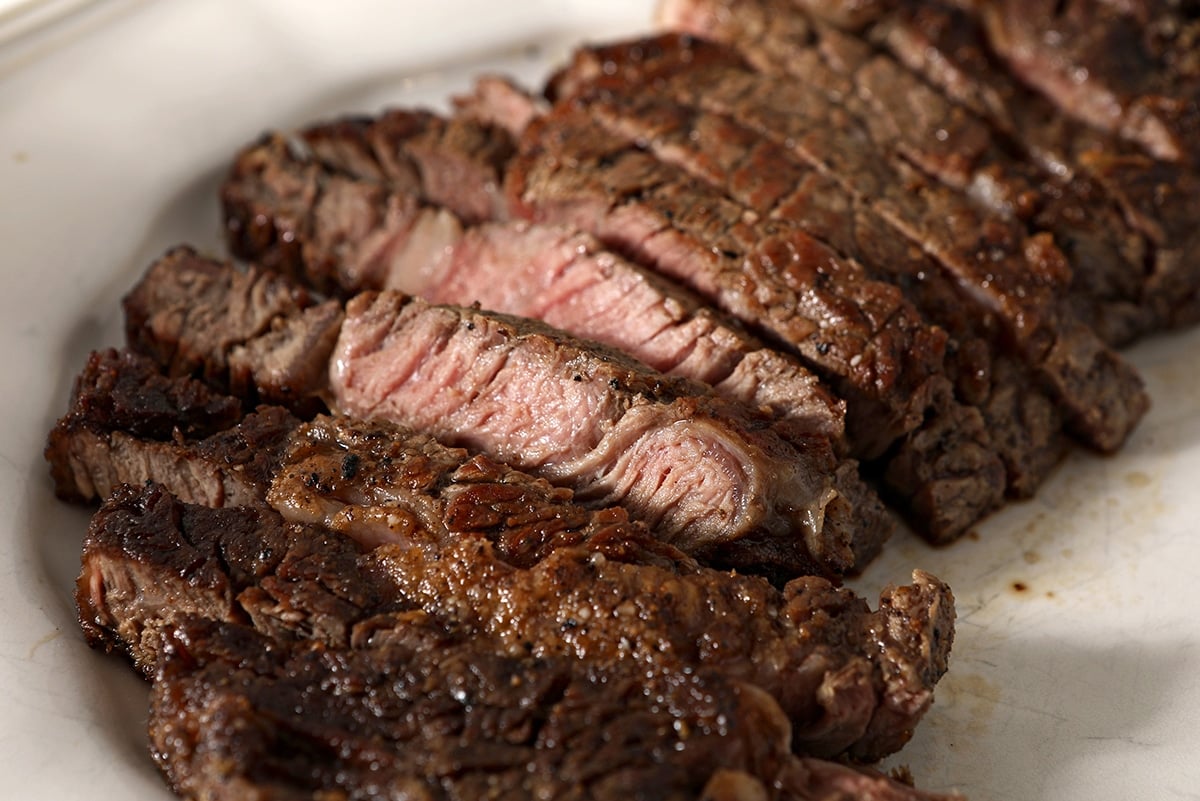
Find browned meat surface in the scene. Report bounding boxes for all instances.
[76,483,403,675]
[150,617,962,801]
[45,348,298,507]
[508,98,948,461]
[332,290,871,576]
[222,109,1009,542]
[551,45,1066,513]
[659,0,1162,347]
[970,0,1200,163]
[82,480,953,763]
[545,33,1148,454]
[222,132,847,446]
[805,0,1200,336]
[123,250,888,577]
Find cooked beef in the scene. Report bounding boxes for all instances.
[453,74,548,138]
[507,98,948,461]
[223,132,848,445]
[150,617,961,801]
[122,246,343,409]
[76,482,403,675]
[83,480,954,762]
[658,0,1163,347]
[124,250,887,578]
[332,290,874,576]
[46,348,298,506]
[968,0,1200,164]
[550,48,1066,506]
[809,0,1200,335]
[545,33,1149,454]
[300,109,515,224]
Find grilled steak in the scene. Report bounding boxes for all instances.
[549,45,1065,503]
[223,132,847,445]
[81,477,954,762]
[507,101,950,461]
[658,0,1163,347]
[122,248,887,577]
[967,0,1200,164]
[543,33,1149,454]
[804,0,1200,337]
[46,348,297,507]
[150,616,961,801]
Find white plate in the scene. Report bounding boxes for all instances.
[1,3,1197,799]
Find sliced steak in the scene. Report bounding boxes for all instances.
[222,132,847,445]
[551,50,1067,511]
[124,250,886,578]
[300,109,515,223]
[46,348,298,507]
[150,617,961,801]
[507,98,948,461]
[122,246,343,409]
[332,290,870,576]
[547,33,1149,453]
[816,0,1200,335]
[84,481,954,762]
[970,0,1200,164]
[76,482,402,676]
[659,0,1162,346]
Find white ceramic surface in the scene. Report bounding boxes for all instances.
[1,3,1197,799]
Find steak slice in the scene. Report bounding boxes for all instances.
[507,97,948,461]
[124,250,885,578]
[819,0,1200,336]
[45,348,298,507]
[299,109,515,224]
[970,0,1200,164]
[150,617,961,801]
[76,482,403,676]
[222,131,847,445]
[550,51,1067,510]
[659,0,1161,347]
[83,481,954,762]
[546,33,1149,454]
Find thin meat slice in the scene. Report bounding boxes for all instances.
[222,132,847,445]
[123,250,885,578]
[83,481,954,762]
[507,100,948,462]
[812,0,1200,336]
[150,617,962,801]
[45,348,298,507]
[76,483,404,676]
[122,246,343,410]
[548,33,1148,453]
[658,0,1161,347]
[553,54,1069,515]
[970,0,1200,163]
[332,290,866,576]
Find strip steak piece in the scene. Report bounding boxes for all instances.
[45,348,298,507]
[222,132,848,445]
[222,133,900,551]
[124,250,885,578]
[546,33,1148,454]
[507,98,948,461]
[332,290,868,576]
[970,0,1200,163]
[82,481,954,762]
[76,482,404,676]
[658,0,1162,347]
[810,0,1200,336]
[150,617,961,801]
[551,50,1065,513]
